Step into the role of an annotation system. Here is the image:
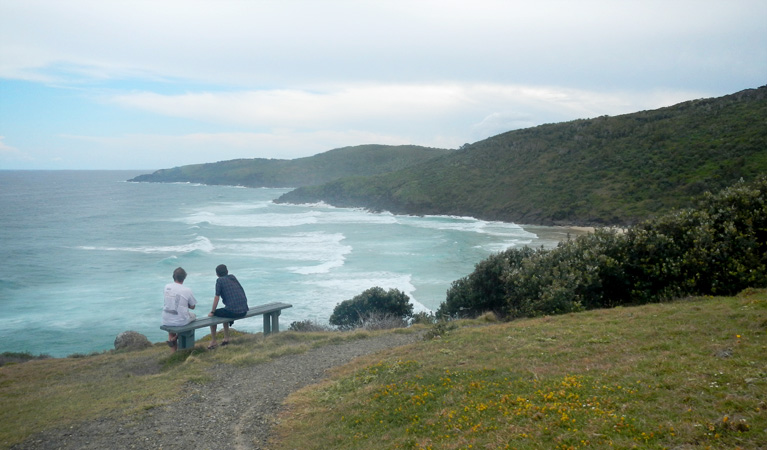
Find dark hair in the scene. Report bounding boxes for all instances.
[216,264,228,277]
[173,267,187,282]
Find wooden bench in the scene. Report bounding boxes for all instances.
[160,302,292,350]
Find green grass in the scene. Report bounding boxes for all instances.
[272,289,767,449]
[3,292,765,449]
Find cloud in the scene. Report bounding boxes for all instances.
[0,136,32,164]
[108,84,467,129]
[106,83,706,139]
[2,0,765,90]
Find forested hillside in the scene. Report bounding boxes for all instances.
[128,144,451,188]
[277,86,767,226]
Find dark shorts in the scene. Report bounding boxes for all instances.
[212,308,246,326]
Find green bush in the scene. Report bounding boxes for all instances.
[438,176,767,319]
[505,228,633,317]
[438,246,538,319]
[329,287,414,330]
[623,177,767,299]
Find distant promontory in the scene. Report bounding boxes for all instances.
[128,144,451,188]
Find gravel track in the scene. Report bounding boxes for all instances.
[12,332,421,450]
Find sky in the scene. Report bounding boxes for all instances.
[0,0,765,170]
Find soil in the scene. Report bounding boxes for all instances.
[12,332,421,450]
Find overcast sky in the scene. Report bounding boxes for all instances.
[1,0,765,170]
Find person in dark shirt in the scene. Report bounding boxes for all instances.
[207,264,249,349]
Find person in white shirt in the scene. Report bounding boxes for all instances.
[162,267,197,351]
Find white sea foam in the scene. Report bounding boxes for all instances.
[316,209,399,225]
[169,182,206,187]
[281,200,334,208]
[290,260,345,275]
[217,232,352,274]
[306,271,412,292]
[193,201,271,213]
[78,236,214,254]
[182,210,320,227]
[481,238,535,253]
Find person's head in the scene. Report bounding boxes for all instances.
[173,267,187,283]
[216,264,228,277]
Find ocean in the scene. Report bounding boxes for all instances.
[0,170,580,357]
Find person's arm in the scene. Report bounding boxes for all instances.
[208,295,220,317]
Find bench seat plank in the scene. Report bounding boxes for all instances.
[160,302,292,349]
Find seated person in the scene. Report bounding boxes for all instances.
[207,264,248,349]
[162,267,197,352]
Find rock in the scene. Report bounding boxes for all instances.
[715,347,733,358]
[114,331,152,351]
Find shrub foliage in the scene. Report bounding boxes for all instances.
[438,176,767,319]
[330,287,414,330]
[288,320,332,332]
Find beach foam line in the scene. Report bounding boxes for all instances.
[396,214,536,238]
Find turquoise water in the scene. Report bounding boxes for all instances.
[0,171,576,357]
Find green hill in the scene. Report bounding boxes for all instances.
[128,144,451,188]
[277,86,767,226]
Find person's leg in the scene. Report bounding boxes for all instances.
[211,309,243,347]
[209,324,218,348]
[222,322,230,344]
[167,332,178,352]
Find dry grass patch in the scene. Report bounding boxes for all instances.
[0,327,392,449]
[0,344,209,448]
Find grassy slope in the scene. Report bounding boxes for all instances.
[273,290,767,450]
[278,86,767,226]
[128,144,452,188]
[2,291,765,449]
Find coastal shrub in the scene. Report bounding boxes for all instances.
[411,311,437,325]
[361,312,409,330]
[329,287,414,330]
[438,176,767,319]
[0,352,51,367]
[288,320,332,332]
[622,176,767,299]
[423,320,458,340]
[503,228,631,318]
[439,247,537,319]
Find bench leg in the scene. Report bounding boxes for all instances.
[263,311,281,335]
[263,313,272,335]
[176,330,195,350]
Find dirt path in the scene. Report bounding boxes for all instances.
[12,332,421,450]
